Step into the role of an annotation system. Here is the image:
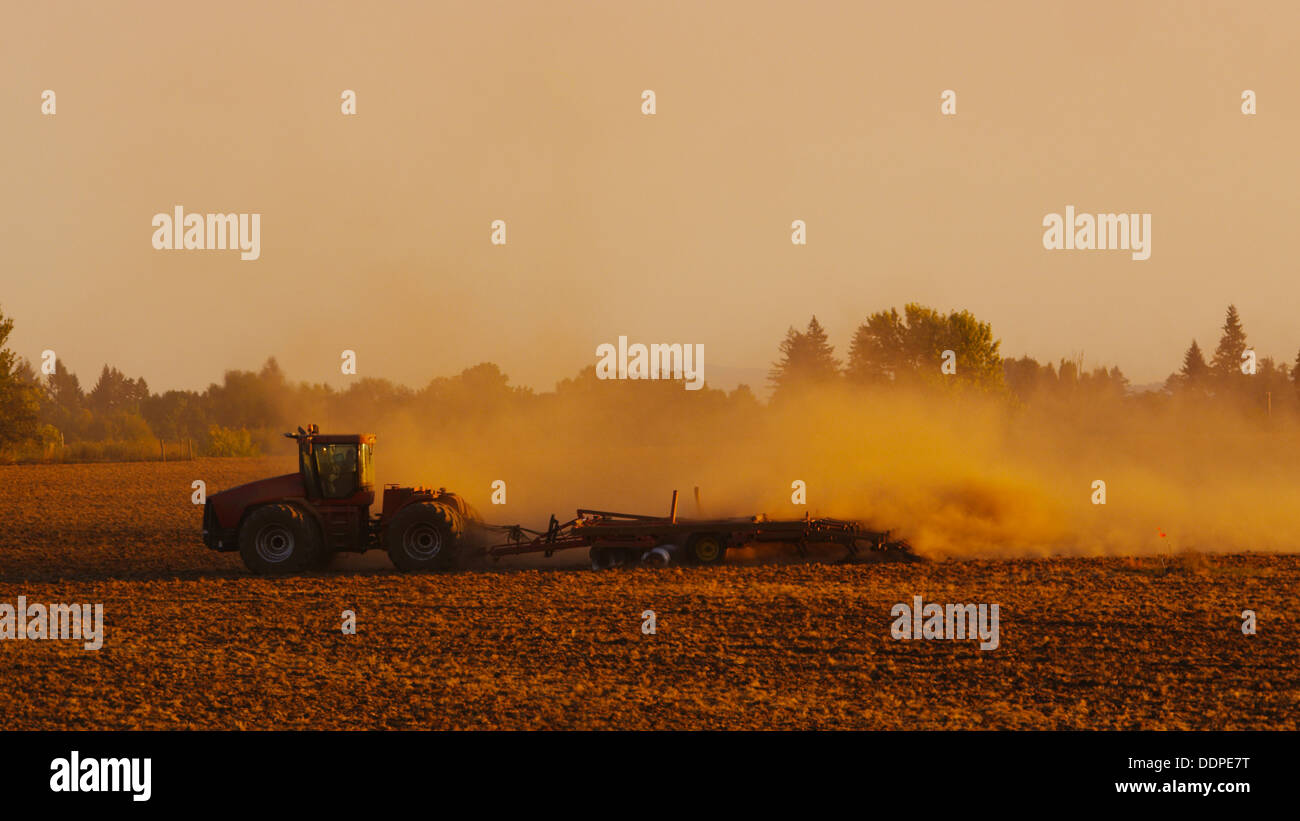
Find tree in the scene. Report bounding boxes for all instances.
[42,358,88,439]
[1108,366,1130,394]
[0,306,40,447]
[727,383,761,411]
[1211,305,1249,390]
[1080,365,1131,400]
[1256,356,1291,416]
[1294,347,1300,407]
[87,364,149,416]
[1066,363,1128,399]
[845,308,907,384]
[45,358,83,411]
[846,303,1004,391]
[942,308,1005,389]
[203,360,285,429]
[1003,355,1043,400]
[1166,339,1210,396]
[1056,357,1080,391]
[142,390,207,440]
[769,316,842,398]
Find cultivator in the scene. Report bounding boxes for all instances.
[481,489,916,569]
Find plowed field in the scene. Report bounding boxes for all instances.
[1,459,1295,729]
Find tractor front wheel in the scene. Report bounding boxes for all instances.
[386,502,462,571]
[238,504,321,575]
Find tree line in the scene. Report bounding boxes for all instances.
[0,301,1294,461]
[767,303,1294,414]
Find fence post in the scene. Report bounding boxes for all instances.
[160,439,166,462]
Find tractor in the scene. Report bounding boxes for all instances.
[202,425,480,574]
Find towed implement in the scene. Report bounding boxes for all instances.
[483,489,916,569]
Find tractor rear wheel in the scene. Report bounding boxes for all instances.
[386,502,463,571]
[238,504,321,575]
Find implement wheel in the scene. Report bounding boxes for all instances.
[686,533,727,566]
[590,546,634,570]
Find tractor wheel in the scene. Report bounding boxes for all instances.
[238,504,322,575]
[386,502,463,571]
[686,533,727,566]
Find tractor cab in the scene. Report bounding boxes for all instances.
[286,425,375,505]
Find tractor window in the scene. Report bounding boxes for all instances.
[359,443,374,489]
[299,443,317,491]
[314,444,359,499]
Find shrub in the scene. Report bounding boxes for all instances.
[204,425,260,457]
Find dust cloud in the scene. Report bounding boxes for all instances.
[300,374,1297,559]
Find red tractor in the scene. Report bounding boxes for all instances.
[202,425,481,574]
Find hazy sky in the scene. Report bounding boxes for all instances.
[4,1,1299,392]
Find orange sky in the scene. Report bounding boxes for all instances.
[4,1,1299,392]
